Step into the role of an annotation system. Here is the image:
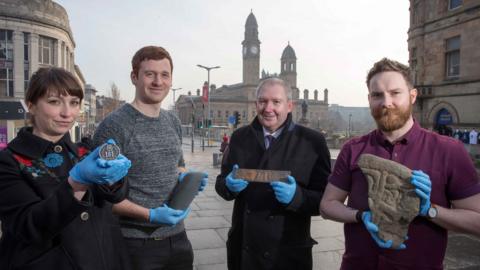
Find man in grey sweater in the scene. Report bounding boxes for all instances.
[94,46,207,270]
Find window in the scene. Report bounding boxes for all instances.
[225,110,229,119]
[24,69,29,92]
[61,42,65,67]
[66,46,70,69]
[410,48,417,68]
[39,36,54,65]
[23,32,29,61]
[445,36,460,78]
[0,29,13,60]
[0,68,14,97]
[449,0,462,10]
[0,30,14,97]
[209,110,213,118]
[217,110,221,118]
[410,47,418,84]
[242,110,246,119]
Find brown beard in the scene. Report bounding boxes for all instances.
[371,102,412,132]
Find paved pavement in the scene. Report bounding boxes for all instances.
[182,138,480,270]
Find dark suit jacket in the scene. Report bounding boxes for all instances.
[0,128,131,270]
[215,114,331,270]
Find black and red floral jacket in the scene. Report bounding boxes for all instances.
[0,127,131,270]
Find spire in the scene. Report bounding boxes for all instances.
[245,10,258,28]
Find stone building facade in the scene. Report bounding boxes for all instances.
[409,0,480,131]
[176,12,329,132]
[0,0,85,142]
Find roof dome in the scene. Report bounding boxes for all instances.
[0,0,73,39]
[281,43,297,60]
[245,11,258,28]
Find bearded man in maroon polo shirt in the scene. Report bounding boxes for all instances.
[320,58,480,270]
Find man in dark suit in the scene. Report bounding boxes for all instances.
[215,77,331,270]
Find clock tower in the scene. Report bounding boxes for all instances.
[242,11,260,85]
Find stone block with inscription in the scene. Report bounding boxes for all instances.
[358,154,419,249]
[235,169,290,183]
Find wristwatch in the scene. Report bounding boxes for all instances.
[355,210,364,223]
[427,204,438,219]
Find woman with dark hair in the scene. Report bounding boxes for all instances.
[0,67,132,270]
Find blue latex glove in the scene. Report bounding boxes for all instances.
[225,164,248,193]
[149,204,191,226]
[179,171,208,192]
[362,211,406,249]
[270,175,297,204]
[411,170,432,216]
[69,139,131,185]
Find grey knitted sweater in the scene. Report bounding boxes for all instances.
[93,103,185,239]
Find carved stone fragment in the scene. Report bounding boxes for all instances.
[235,169,290,183]
[357,154,419,249]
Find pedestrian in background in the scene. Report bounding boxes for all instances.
[220,133,229,153]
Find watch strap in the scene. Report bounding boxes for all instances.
[356,210,363,223]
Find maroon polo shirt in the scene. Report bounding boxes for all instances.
[329,121,480,270]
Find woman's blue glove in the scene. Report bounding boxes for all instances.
[69,139,131,185]
[411,170,432,216]
[179,171,208,191]
[361,211,406,249]
[270,175,296,204]
[149,204,191,226]
[225,164,248,193]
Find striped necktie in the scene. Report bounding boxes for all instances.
[266,135,275,149]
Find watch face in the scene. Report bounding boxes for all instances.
[428,206,438,218]
[250,46,258,55]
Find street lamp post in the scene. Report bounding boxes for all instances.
[171,87,182,113]
[188,96,196,153]
[348,113,352,138]
[197,64,220,147]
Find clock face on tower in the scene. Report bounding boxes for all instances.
[250,45,258,55]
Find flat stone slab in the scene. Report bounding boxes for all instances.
[444,234,480,269]
[215,228,229,242]
[235,168,290,183]
[185,216,231,230]
[196,209,234,217]
[312,250,342,270]
[187,229,225,249]
[313,237,345,252]
[196,263,227,270]
[311,219,344,238]
[357,154,419,249]
[193,247,227,266]
[195,201,233,210]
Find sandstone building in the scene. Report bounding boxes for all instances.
[409,0,480,131]
[0,0,85,143]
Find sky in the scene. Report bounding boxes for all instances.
[55,0,410,108]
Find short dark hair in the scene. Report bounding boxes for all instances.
[26,67,83,105]
[366,58,413,90]
[131,46,173,76]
